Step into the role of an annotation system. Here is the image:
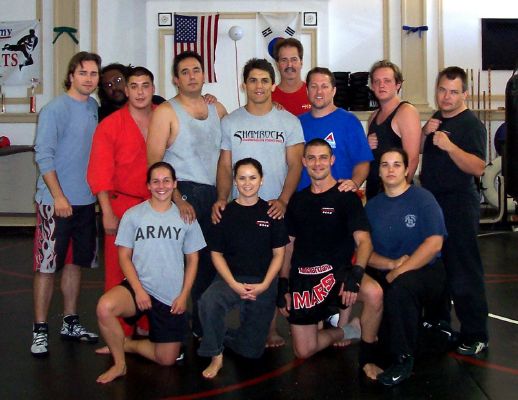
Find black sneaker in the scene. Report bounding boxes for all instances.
[60,315,99,343]
[422,320,459,345]
[456,341,488,356]
[31,324,49,357]
[377,354,414,387]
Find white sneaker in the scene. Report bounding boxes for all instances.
[31,326,49,357]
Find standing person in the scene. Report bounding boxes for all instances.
[420,66,488,356]
[147,50,227,338]
[97,63,165,122]
[271,38,311,116]
[365,148,447,386]
[298,67,373,191]
[198,158,289,379]
[96,162,206,384]
[278,139,383,379]
[212,57,304,222]
[365,60,421,199]
[88,66,157,338]
[31,52,101,357]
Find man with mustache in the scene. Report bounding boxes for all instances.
[272,38,311,116]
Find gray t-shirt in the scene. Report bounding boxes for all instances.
[115,201,206,306]
[35,94,98,205]
[221,107,304,200]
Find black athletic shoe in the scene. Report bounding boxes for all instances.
[60,316,99,343]
[377,354,414,387]
[456,341,488,356]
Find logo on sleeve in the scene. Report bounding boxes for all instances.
[404,214,416,228]
[256,220,270,228]
[321,207,335,215]
[324,132,336,148]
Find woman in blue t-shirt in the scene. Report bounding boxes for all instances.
[365,148,448,387]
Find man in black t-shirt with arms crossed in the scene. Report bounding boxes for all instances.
[278,138,383,380]
[421,66,488,356]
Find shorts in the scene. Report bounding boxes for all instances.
[120,280,187,343]
[288,263,348,325]
[33,203,97,273]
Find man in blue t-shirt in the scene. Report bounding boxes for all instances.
[298,67,373,191]
[31,52,102,358]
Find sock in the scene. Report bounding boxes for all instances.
[63,314,79,324]
[33,322,48,333]
[359,340,378,367]
[342,323,361,340]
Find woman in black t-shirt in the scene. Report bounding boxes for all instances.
[197,158,289,379]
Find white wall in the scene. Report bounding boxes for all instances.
[0,0,513,146]
[441,0,518,109]
[328,0,384,72]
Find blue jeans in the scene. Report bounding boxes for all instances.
[197,276,277,359]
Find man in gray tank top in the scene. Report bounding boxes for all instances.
[147,51,227,337]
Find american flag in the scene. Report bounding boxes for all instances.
[174,14,220,83]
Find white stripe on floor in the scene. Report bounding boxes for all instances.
[489,313,518,325]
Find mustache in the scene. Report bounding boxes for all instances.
[283,67,296,73]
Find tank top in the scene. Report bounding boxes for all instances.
[366,101,408,199]
[163,98,222,186]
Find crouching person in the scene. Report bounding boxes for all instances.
[96,162,206,383]
[198,158,289,379]
[278,139,383,379]
[365,148,448,386]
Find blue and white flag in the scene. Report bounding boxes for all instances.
[258,13,301,63]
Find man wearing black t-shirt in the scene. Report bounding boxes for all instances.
[421,66,488,356]
[278,138,383,380]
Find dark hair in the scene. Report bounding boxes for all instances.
[172,51,204,78]
[304,138,333,156]
[273,38,303,61]
[64,51,101,90]
[306,67,336,88]
[243,58,275,83]
[126,66,154,83]
[380,147,409,169]
[233,157,263,178]
[369,60,404,85]
[437,66,468,92]
[146,161,176,183]
[97,63,128,103]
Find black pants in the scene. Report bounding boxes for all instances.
[368,261,446,358]
[177,181,217,337]
[434,190,489,343]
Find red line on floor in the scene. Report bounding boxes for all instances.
[450,352,518,375]
[162,358,305,400]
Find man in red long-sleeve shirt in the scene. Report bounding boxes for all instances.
[88,66,156,337]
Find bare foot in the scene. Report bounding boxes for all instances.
[202,354,223,379]
[96,364,127,384]
[95,345,111,355]
[265,332,285,348]
[363,363,383,380]
[332,338,352,347]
